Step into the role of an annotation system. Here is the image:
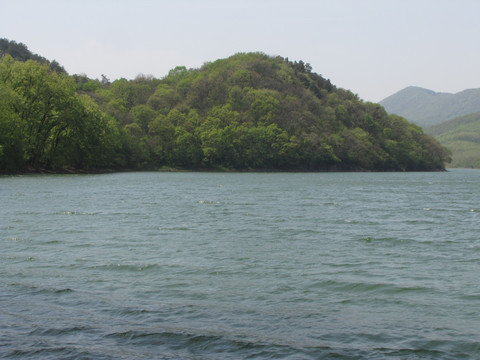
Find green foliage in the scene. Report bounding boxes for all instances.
[0,55,123,172]
[130,104,156,132]
[73,74,101,93]
[0,83,24,171]
[0,38,67,74]
[0,47,450,173]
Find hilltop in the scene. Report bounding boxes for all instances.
[380,86,480,127]
[0,42,450,172]
[425,112,480,168]
[0,38,66,73]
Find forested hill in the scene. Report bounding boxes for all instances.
[0,47,450,173]
[380,86,480,127]
[425,112,480,168]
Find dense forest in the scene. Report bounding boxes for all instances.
[0,39,451,173]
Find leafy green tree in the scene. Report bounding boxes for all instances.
[147,84,178,113]
[130,104,157,133]
[109,78,135,110]
[148,114,175,165]
[69,95,124,169]
[124,123,151,168]
[73,74,101,93]
[172,126,202,167]
[0,58,80,168]
[167,109,187,127]
[0,55,123,171]
[0,83,24,171]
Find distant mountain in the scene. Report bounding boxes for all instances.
[425,112,480,168]
[380,86,480,127]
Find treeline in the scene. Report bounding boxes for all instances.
[0,42,451,173]
[0,38,66,74]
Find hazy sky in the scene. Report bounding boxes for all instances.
[1,0,479,102]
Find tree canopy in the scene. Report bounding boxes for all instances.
[0,55,122,172]
[0,47,451,173]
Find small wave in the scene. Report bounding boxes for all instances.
[29,325,91,337]
[157,225,190,231]
[56,210,99,216]
[6,345,117,360]
[43,239,61,245]
[91,263,160,272]
[460,293,480,301]
[385,338,480,360]
[32,287,75,295]
[359,236,409,245]
[53,287,75,294]
[375,347,446,359]
[104,328,332,359]
[5,236,21,241]
[110,307,150,318]
[7,282,75,296]
[103,327,474,360]
[308,279,433,295]
[197,200,222,205]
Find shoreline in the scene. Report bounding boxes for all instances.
[0,165,453,176]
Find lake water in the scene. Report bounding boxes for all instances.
[1,170,479,359]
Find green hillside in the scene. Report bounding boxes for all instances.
[0,43,450,172]
[425,113,480,168]
[380,86,480,127]
[0,38,66,73]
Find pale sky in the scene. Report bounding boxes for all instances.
[1,0,479,102]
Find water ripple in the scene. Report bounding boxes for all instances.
[1,170,479,359]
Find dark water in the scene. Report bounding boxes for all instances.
[1,170,479,359]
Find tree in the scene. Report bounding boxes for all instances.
[130,104,157,133]
[0,58,79,168]
[0,83,24,171]
[0,55,123,171]
[172,127,202,167]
